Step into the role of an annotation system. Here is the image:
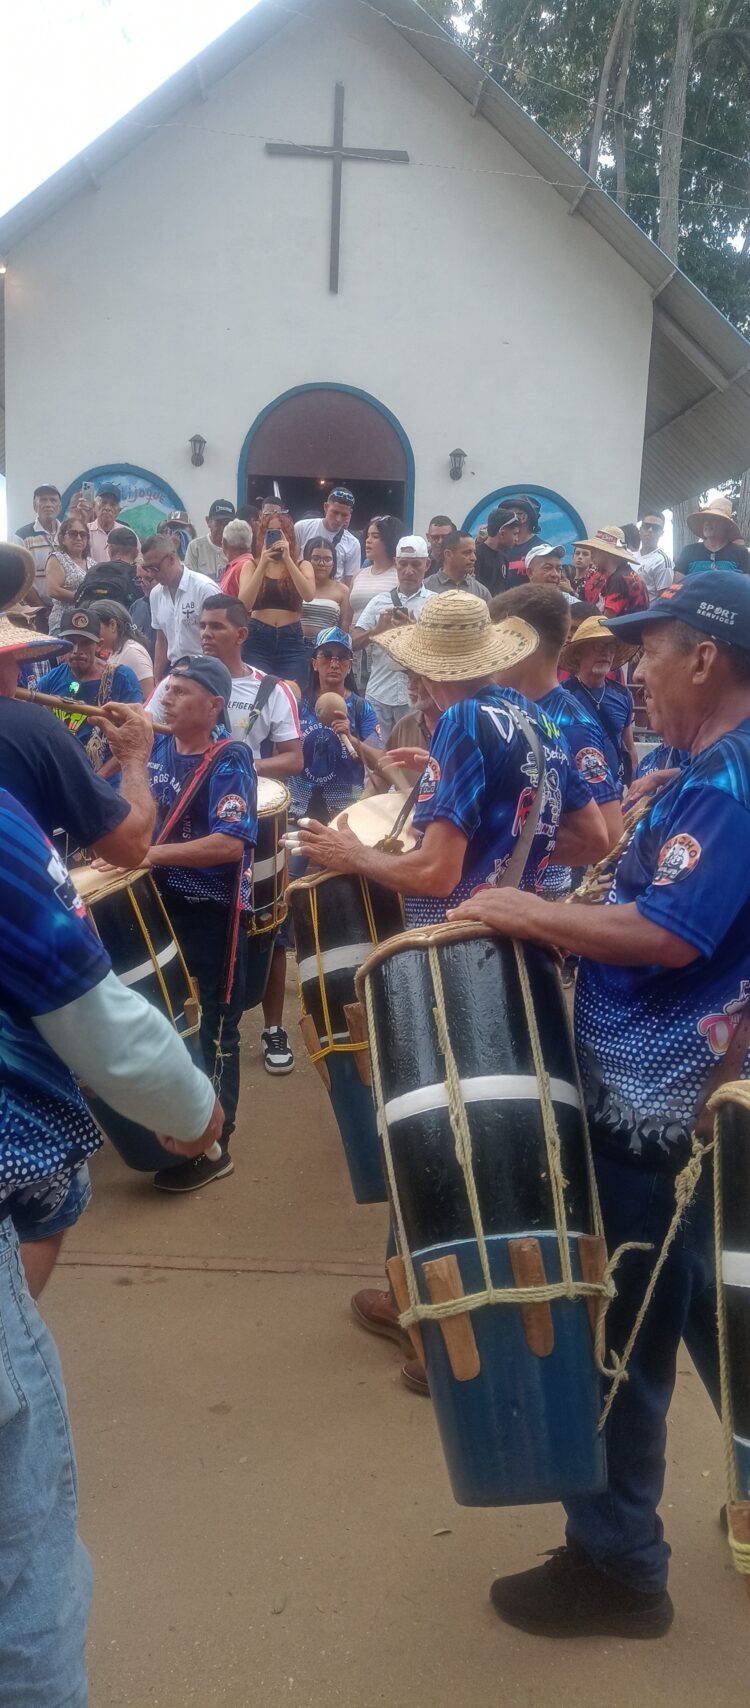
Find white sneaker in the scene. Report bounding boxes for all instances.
[261,1027,295,1075]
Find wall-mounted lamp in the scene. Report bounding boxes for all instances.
[189,433,207,467]
[449,447,467,481]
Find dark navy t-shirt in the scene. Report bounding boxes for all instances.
[0,698,128,850]
[675,542,750,578]
[406,684,591,926]
[575,718,750,1167]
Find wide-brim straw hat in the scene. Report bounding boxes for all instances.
[374,589,538,681]
[686,494,740,540]
[0,542,58,658]
[560,613,637,671]
[573,524,638,564]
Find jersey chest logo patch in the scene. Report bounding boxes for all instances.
[653,832,701,885]
[216,793,246,823]
[576,746,608,785]
[418,756,440,803]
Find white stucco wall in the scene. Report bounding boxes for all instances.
[4,0,653,533]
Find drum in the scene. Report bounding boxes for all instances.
[248,777,289,936]
[72,866,200,1171]
[357,922,609,1507]
[708,1084,750,1585]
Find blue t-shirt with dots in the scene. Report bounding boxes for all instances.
[0,790,108,1201]
[148,735,258,907]
[575,718,750,1168]
[405,684,591,927]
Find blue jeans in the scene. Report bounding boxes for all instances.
[242,619,309,692]
[0,1215,90,1707]
[9,1165,91,1245]
[564,1147,719,1593]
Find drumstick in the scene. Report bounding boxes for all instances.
[15,684,171,735]
[314,691,358,759]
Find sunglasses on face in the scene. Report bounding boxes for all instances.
[318,648,348,662]
[66,529,88,539]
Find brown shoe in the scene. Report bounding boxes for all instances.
[350,1288,411,1349]
[401,1358,430,1396]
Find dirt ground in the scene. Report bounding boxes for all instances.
[45,970,748,1707]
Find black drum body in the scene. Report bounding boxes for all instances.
[715,1097,750,1504]
[359,926,608,1506]
[288,872,403,1204]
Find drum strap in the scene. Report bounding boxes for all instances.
[241,671,280,739]
[499,708,546,890]
[154,739,234,845]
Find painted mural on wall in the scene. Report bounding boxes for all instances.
[60,465,186,540]
[464,485,586,556]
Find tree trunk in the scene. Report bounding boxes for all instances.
[613,0,640,206]
[581,0,632,179]
[659,0,700,260]
[672,495,701,558]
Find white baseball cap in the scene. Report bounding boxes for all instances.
[396,534,430,559]
[525,542,565,569]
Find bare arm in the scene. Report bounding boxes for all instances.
[89,705,156,866]
[277,541,315,601]
[552,800,608,866]
[599,797,624,847]
[256,738,303,779]
[448,889,699,969]
[623,723,638,773]
[154,630,168,684]
[295,814,467,898]
[338,582,353,631]
[149,833,244,869]
[238,555,265,614]
[45,555,78,603]
[351,625,371,653]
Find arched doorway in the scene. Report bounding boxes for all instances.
[237,384,414,529]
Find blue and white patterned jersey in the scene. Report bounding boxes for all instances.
[0,790,108,1199]
[406,684,591,927]
[575,718,750,1167]
[148,735,257,907]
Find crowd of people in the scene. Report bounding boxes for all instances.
[1,468,750,1699]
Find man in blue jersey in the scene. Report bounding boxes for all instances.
[294,591,608,920]
[450,570,750,1640]
[558,612,638,788]
[145,654,257,1192]
[0,787,222,1707]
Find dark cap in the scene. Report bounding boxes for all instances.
[605,571,750,653]
[487,506,519,533]
[508,494,541,528]
[208,499,236,522]
[58,608,101,641]
[107,525,139,553]
[170,654,232,718]
[34,483,61,499]
[97,484,121,503]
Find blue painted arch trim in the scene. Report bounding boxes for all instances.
[463,483,587,542]
[236,383,415,528]
[60,462,186,515]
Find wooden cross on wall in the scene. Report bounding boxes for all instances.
[266,83,409,293]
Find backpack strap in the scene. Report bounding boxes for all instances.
[242,671,279,737]
[500,707,547,890]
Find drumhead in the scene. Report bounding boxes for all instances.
[330,793,417,851]
[257,776,290,817]
[71,865,149,903]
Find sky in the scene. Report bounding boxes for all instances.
[1,0,256,218]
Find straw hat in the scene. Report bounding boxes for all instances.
[0,542,57,658]
[572,524,638,564]
[686,494,740,541]
[374,590,538,681]
[560,613,637,671]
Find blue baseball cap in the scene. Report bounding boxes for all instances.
[604,571,750,653]
[314,626,353,652]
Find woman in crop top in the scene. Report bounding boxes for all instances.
[238,509,315,691]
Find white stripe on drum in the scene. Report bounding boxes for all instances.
[384,1074,581,1127]
[734,1433,750,1450]
[118,940,179,987]
[722,1250,750,1289]
[298,943,376,983]
[254,852,286,882]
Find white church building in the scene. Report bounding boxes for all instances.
[2,0,750,545]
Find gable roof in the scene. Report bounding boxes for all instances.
[1,0,748,509]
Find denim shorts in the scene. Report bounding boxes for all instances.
[0,1215,91,1706]
[5,1164,92,1245]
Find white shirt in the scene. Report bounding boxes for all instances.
[294,517,361,582]
[110,638,154,684]
[148,665,301,757]
[184,535,227,581]
[349,564,399,626]
[634,547,674,602]
[149,566,216,664]
[355,585,435,706]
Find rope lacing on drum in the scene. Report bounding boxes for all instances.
[300,878,386,1062]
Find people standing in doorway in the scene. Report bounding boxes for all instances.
[351,535,434,737]
[87,486,121,562]
[143,534,216,680]
[12,482,61,601]
[674,494,750,578]
[45,515,92,633]
[579,525,649,616]
[473,506,520,597]
[634,512,673,601]
[426,529,491,603]
[185,498,235,580]
[300,538,352,641]
[238,522,315,693]
[295,487,362,582]
[425,515,455,577]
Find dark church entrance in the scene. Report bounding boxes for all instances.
[240,385,413,533]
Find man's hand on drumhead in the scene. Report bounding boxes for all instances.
[448,889,539,936]
[97,702,154,763]
[294,814,363,873]
[155,1096,224,1158]
[383,746,429,773]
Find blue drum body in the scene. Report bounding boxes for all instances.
[359,926,608,1507]
[716,1097,750,1502]
[288,872,403,1205]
